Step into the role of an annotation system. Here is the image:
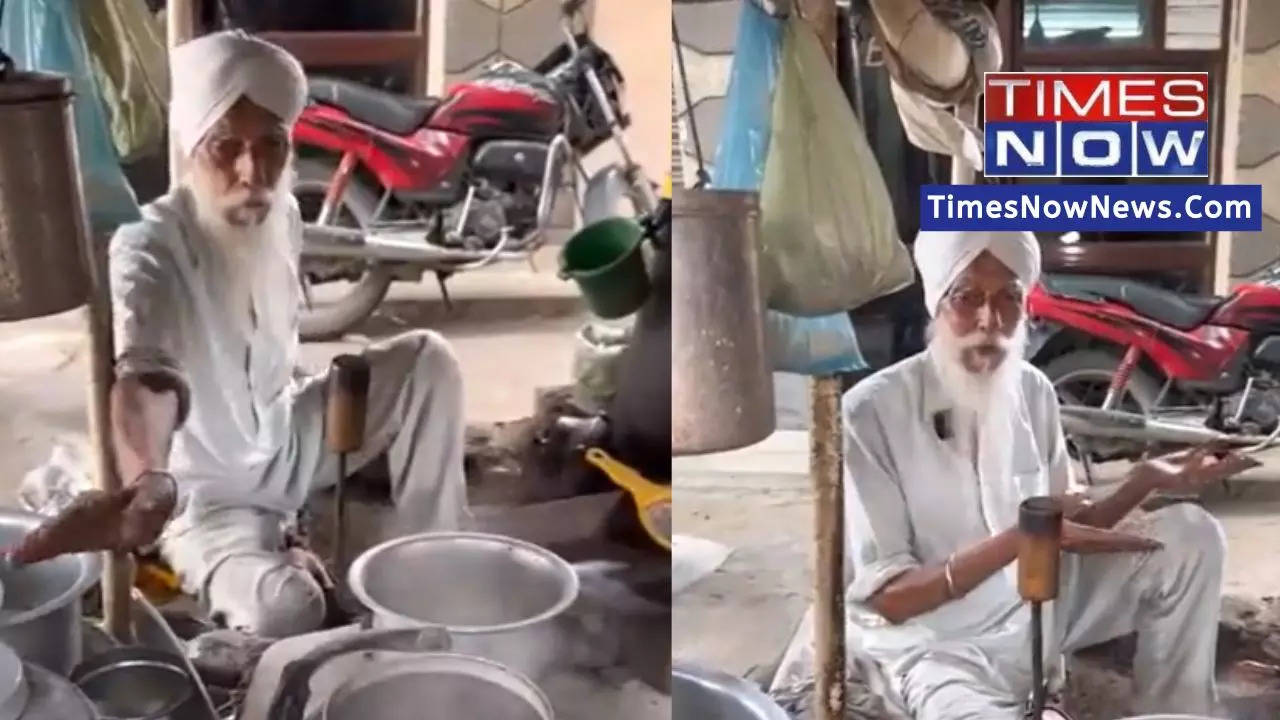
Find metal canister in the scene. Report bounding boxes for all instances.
[672,188,775,455]
[0,70,91,321]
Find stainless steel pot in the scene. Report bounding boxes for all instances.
[70,647,207,720]
[16,662,97,720]
[672,188,775,456]
[672,664,790,720]
[0,510,101,675]
[322,653,553,720]
[348,532,578,681]
[0,70,92,321]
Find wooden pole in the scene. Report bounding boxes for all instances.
[425,0,448,96]
[810,376,844,720]
[83,231,133,641]
[796,2,844,719]
[166,0,197,189]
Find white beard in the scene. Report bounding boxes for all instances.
[184,163,298,343]
[927,319,1028,419]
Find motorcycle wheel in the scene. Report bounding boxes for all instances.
[293,157,394,341]
[1043,349,1162,462]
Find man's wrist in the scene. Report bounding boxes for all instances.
[131,470,184,520]
[1127,463,1161,494]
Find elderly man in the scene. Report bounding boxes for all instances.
[10,32,469,638]
[776,230,1256,719]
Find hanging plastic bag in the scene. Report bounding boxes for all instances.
[710,0,781,191]
[78,0,170,163]
[765,311,867,375]
[758,13,913,316]
[1,0,142,236]
[711,0,866,376]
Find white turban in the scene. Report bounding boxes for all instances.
[169,30,307,156]
[914,230,1041,316]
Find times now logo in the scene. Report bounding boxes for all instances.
[983,72,1209,178]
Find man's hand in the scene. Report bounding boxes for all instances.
[1060,520,1162,554]
[1135,444,1260,496]
[1057,493,1093,521]
[8,472,177,565]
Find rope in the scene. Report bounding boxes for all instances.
[671,17,710,188]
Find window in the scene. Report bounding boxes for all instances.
[1023,0,1158,49]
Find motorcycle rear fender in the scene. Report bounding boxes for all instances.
[582,163,636,225]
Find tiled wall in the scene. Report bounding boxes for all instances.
[443,0,670,211]
[443,0,594,85]
[672,0,738,185]
[1230,0,1280,280]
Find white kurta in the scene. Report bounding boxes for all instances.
[109,186,305,515]
[109,188,469,637]
[772,350,1224,719]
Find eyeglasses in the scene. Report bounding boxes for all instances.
[945,283,1026,317]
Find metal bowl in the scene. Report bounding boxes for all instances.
[322,653,553,720]
[672,664,790,720]
[0,509,101,675]
[70,647,204,720]
[348,531,579,680]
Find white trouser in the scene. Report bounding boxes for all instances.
[160,330,470,638]
[772,503,1225,720]
[902,503,1224,720]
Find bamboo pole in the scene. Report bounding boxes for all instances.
[795,2,844,719]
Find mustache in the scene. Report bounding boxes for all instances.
[953,331,1012,350]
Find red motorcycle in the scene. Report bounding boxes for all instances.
[292,0,655,339]
[1028,259,1280,478]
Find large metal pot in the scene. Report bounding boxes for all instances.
[0,510,101,675]
[322,653,553,720]
[348,532,578,681]
[0,70,91,321]
[672,188,775,456]
[70,647,209,720]
[672,663,789,720]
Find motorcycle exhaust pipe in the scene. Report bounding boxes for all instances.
[302,224,532,265]
[1059,406,1270,447]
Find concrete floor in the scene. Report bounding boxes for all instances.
[0,247,585,500]
[672,430,1280,689]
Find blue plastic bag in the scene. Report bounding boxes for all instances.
[710,0,780,191]
[711,1,866,376]
[1,0,141,236]
[765,311,868,375]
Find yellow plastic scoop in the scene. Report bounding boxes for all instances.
[584,447,671,551]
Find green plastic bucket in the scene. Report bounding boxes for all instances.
[559,217,650,319]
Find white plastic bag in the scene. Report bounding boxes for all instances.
[571,322,632,413]
[758,14,913,316]
[20,441,92,516]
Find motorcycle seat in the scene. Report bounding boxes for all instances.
[1040,274,1223,331]
[307,77,441,135]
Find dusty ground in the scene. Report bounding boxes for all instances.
[673,431,1280,719]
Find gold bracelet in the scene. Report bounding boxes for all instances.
[944,554,958,598]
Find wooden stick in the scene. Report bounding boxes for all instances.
[810,376,845,720]
[83,230,133,642]
[794,2,844,718]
